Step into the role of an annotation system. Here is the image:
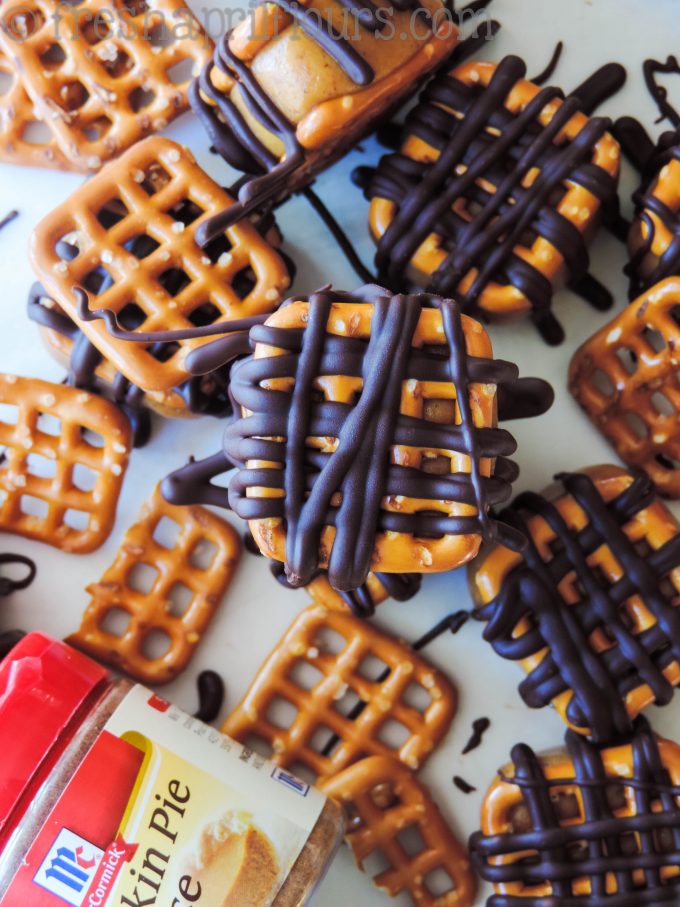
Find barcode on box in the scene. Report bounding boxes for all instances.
[272,767,310,796]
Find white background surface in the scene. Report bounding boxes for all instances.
[2,0,680,903]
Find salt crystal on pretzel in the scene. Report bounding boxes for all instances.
[0,373,131,552]
[67,484,241,683]
[0,0,212,169]
[469,465,680,743]
[30,137,291,393]
[569,277,680,497]
[320,755,476,907]
[223,603,456,780]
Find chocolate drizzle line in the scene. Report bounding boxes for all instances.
[302,187,377,285]
[0,553,36,596]
[0,210,18,233]
[476,471,680,742]
[367,55,621,344]
[530,42,563,87]
[644,55,680,129]
[225,285,525,590]
[161,452,234,510]
[322,604,471,756]
[462,715,490,754]
[469,717,680,905]
[453,775,476,793]
[194,669,225,723]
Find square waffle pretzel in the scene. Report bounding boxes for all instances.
[0,0,211,170]
[367,57,621,342]
[0,373,131,552]
[30,137,291,392]
[0,45,76,170]
[67,485,241,683]
[569,277,680,497]
[469,465,680,743]
[320,756,476,907]
[225,286,524,591]
[222,603,456,780]
[470,719,680,903]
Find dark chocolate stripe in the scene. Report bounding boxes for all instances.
[225,286,525,590]
[469,718,680,905]
[477,471,680,741]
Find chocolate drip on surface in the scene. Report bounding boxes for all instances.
[531,42,563,87]
[469,717,680,905]
[0,210,18,233]
[161,452,234,510]
[568,63,627,117]
[453,775,476,793]
[225,285,525,590]
[0,553,37,596]
[612,116,658,172]
[462,716,490,754]
[496,378,554,422]
[194,669,225,722]
[644,55,680,129]
[367,56,620,344]
[302,187,377,285]
[477,471,680,742]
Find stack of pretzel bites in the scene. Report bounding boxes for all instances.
[6,0,680,904]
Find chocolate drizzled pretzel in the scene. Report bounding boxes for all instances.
[27,283,234,445]
[283,570,422,618]
[569,277,680,497]
[223,602,456,779]
[30,138,291,393]
[320,755,476,906]
[0,374,131,552]
[0,0,211,170]
[366,55,622,344]
[190,0,479,239]
[469,466,680,743]
[224,284,533,591]
[470,717,680,905]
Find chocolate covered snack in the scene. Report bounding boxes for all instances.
[224,284,549,591]
[366,55,622,343]
[469,466,680,743]
[470,717,680,905]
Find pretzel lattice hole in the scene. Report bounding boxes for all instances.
[117,303,146,330]
[363,848,393,880]
[99,47,132,79]
[233,267,257,300]
[309,725,339,755]
[59,81,90,113]
[130,235,160,260]
[166,581,193,617]
[20,495,49,519]
[314,625,347,656]
[0,70,13,95]
[188,302,221,327]
[72,463,98,491]
[333,686,364,717]
[83,267,113,296]
[425,866,457,898]
[129,86,156,113]
[39,43,66,71]
[617,348,637,375]
[82,117,114,143]
[619,831,640,855]
[657,453,680,472]
[358,654,390,683]
[142,627,173,661]
[37,412,61,437]
[128,562,159,594]
[147,18,175,49]
[592,369,615,397]
[170,197,204,226]
[377,718,411,750]
[397,824,428,857]
[82,426,105,448]
[643,326,666,354]
[190,538,218,570]
[124,0,151,18]
[5,8,45,39]
[167,58,195,85]
[158,267,191,296]
[625,412,649,440]
[266,696,299,730]
[23,122,54,146]
[244,734,274,759]
[288,762,317,786]
[139,162,171,195]
[99,606,132,638]
[289,659,324,692]
[402,683,432,713]
[153,515,181,549]
[202,233,234,264]
[0,403,18,426]
[652,391,675,416]
[64,508,89,530]
[55,230,81,260]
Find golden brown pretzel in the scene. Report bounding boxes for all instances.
[569,277,680,497]
[0,0,211,169]
[368,59,620,331]
[471,719,680,902]
[0,45,76,170]
[30,137,291,392]
[469,465,680,741]
[0,373,131,552]
[628,153,680,293]
[223,603,456,780]
[67,484,241,683]
[320,756,476,907]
